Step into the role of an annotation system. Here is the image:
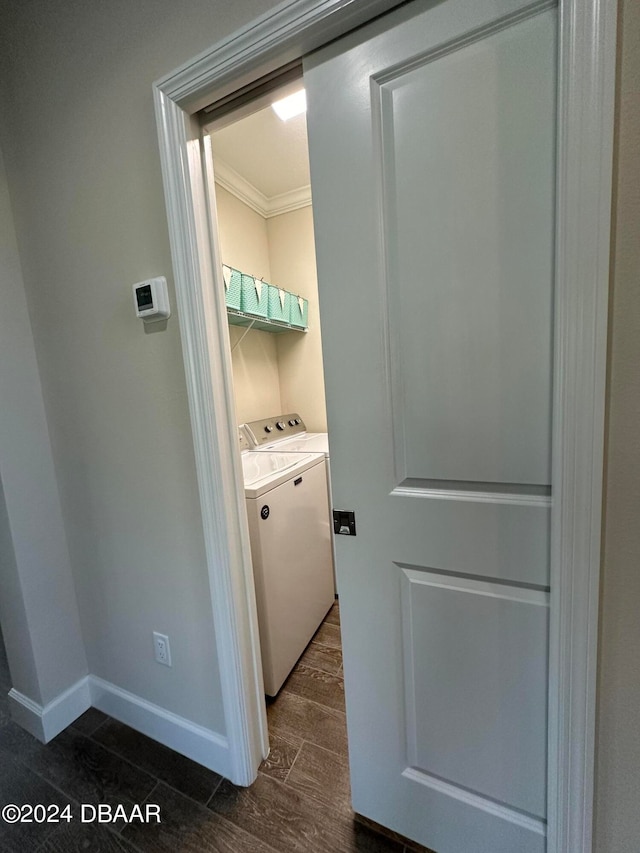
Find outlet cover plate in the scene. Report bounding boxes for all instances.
[153,632,172,667]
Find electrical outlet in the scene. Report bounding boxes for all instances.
[153,632,172,667]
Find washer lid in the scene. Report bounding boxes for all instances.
[242,450,324,497]
[260,433,329,456]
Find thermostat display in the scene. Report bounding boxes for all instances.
[133,277,170,322]
[135,284,153,311]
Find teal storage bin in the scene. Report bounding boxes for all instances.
[267,285,292,322]
[222,265,242,310]
[289,294,309,328]
[241,274,268,317]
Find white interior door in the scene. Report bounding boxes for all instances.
[304,0,556,850]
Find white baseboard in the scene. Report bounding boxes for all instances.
[7,675,231,779]
[9,676,91,742]
[89,675,230,778]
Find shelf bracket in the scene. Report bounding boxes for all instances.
[230,318,256,352]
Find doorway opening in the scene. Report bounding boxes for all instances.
[203,84,356,822]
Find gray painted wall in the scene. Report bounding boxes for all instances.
[0,144,87,706]
[0,476,37,700]
[0,0,282,734]
[594,0,640,849]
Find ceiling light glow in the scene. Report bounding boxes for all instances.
[272,89,307,121]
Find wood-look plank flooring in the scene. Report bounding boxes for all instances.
[0,606,430,852]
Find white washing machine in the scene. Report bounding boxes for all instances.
[242,414,336,580]
[242,413,329,459]
[239,431,335,696]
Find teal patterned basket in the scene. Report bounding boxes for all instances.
[241,274,268,317]
[222,265,242,310]
[289,294,309,328]
[267,285,292,322]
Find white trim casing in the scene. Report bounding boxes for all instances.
[153,91,268,786]
[548,1,617,851]
[152,0,617,848]
[160,0,411,112]
[8,678,91,743]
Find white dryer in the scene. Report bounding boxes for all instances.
[239,431,335,696]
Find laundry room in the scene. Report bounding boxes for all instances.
[204,85,345,721]
[208,88,327,435]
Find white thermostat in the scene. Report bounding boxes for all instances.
[133,277,170,322]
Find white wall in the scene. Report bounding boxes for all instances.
[215,184,328,431]
[216,185,272,281]
[0,0,283,739]
[270,206,328,433]
[0,143,87,710]
[215,185,282,423]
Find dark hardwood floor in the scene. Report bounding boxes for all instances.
[0,606,428,852]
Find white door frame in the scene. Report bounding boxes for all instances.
[152,0,616,850]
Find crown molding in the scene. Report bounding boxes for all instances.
[213,157,312,219]
[265,184,313,218]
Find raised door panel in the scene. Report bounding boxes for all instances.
[389,492,550,587]
[379,11,556,487]
[401,569,549,818]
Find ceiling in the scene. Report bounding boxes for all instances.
[209,101,310,200]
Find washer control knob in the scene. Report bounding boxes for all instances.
[295,418,301,425]
[276,421,286,430]
[264,425,273,433]
[289,419,296,426]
